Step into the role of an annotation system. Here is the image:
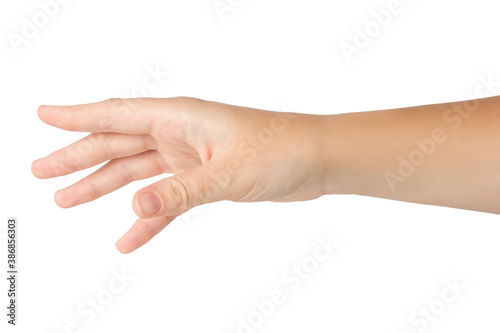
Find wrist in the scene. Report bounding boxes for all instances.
[312,113,353,196]
[282,112,352,197]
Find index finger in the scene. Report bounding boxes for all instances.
[37,98,158,134]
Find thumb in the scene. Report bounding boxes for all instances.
[132,165,229,218]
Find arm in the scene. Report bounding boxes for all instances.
[32,96,500,253]
[321,95,500,214]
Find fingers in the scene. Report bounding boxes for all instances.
[55,150,167,208]
[32,133,155,179]
[37,98,160,134]
[132,163,230,219]
[115,215,176,254]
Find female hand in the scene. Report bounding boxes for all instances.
[32,97,329,253]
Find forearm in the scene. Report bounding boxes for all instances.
[318,95,500,214]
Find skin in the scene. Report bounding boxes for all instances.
[31,96,500,253]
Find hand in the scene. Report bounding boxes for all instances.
[32,97,329,253]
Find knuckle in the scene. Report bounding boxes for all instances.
[90,132,106,144]
[119,159,135,183]
[103,98,133,130]
[75,137,95,156]
[63,148,82,170]
[98,115,113,131]
[106,97,124,106]
[99,133,116,159]
[86,181,102,201]
[161,177,191,213]
[172,96,193,104]
[171,96,204,108]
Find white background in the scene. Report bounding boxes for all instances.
[1,0,500,332]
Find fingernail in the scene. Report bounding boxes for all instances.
[32,157,44,165]
[138,192,161,216]
[38,105,50,114]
